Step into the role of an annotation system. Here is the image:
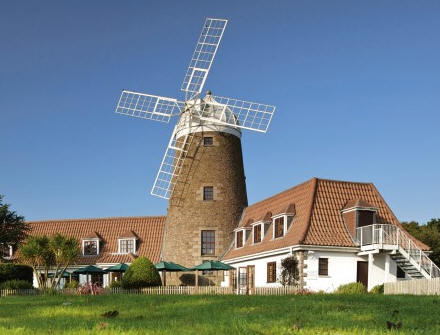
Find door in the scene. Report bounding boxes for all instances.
[357,261,368,288]
[246,265,255,295]
[238,267,247,295]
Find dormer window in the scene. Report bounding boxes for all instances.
[1,245,12,260]
[236,230,244,248]
[253,224,262,244]
[83,239,99,256]
[274,217,284,238]
[119,239,135,254]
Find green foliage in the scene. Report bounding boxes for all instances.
[0,279,33,289]
[109,280,122,288]
[121,257,161,289]
[0,264,33,283]
[0,195,30,260]
[65,280,79,289]
[280,256,299,286]
[401,218,440,267]
[19,235,79,289]
[336,282,367,294]
[370,284,384,294]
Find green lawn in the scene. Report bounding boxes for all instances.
[0,294,438,334]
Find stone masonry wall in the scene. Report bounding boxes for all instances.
[162,131,248,284]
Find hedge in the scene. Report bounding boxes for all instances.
[0,264,33,284]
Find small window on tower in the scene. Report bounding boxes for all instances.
[201,230,215,255]
[203,137,213,146]
[203,186,214,201]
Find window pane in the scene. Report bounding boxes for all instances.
[274,217,284,238]
[254,225,261,243]
[201,230,215,255]
[319,258,328,276]
[267,262,276,283]
[203,186,214,201]
[203,137,213,146]
[120,239,134,254]
[236,231,243,248]
[84,241,98,255]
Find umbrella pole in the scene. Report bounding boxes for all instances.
[163,270,166,286]
[195,270,199,287]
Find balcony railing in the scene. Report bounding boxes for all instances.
[356,224,440,278]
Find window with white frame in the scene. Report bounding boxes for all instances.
[274,216,284,238]
[236,230,244,248]
[83,239,98,256]
[119,238,135,254]
[1,245,12,259]
[253,224,262,243]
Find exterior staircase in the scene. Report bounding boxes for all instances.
[356,224,440,279]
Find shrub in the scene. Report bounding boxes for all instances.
[0,264,33,283]
[121,257,161,289]
[336,282,367,294]
[370,284,384,294]
[65,280,79,289]
[109,280,122,288]
[0,279,33,289]
[78,283,105,295]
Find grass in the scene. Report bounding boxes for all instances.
[0,294,439,334]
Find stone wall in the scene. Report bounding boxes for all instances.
[162,131,248,284]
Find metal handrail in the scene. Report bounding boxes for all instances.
[356,224,440,278]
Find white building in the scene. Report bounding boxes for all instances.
[222,178,438,292]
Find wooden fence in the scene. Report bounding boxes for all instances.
[385,278,440,295]
[0,286,299,297]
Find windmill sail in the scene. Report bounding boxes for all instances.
[181,18,228,100]
[197,95,276,133]
[151,124,194,199]
[116,90,183,123]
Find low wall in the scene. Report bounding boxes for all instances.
[385,278,440,295]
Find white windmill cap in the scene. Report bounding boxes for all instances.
[175,91,241,139]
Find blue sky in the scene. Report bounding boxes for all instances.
[1,1,439,223]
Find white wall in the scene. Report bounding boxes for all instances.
[305,250,365,292]
[368,253,398,291]
[224,251,291,288]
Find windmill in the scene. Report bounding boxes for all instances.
[115,18,276,270]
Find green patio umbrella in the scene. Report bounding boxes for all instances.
[73,265,106,283]
[48,270,71,278]
[104,263,129,272]
[155,261,188,286]
[189,261,234,287]
[155,261,188,272]
[189,261,234,271]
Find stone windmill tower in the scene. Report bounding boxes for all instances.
[115,18,276,268]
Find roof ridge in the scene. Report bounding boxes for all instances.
[27,215,166,224]
[314,177,373,185]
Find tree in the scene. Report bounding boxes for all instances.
[280,256,299,286]
[401,218,440,267]
[121,257,161,289]
[19,234,79,290]
[0,195,30,261]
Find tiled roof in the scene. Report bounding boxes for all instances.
[223,178,428,260]
[343,198,376,210]
[26,216,166,265]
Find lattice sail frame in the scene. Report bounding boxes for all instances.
[116,90,183,123]
[115,17,277,200]
[181,18,227,100]
[198,95,276,133]
[151,125,194,199]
